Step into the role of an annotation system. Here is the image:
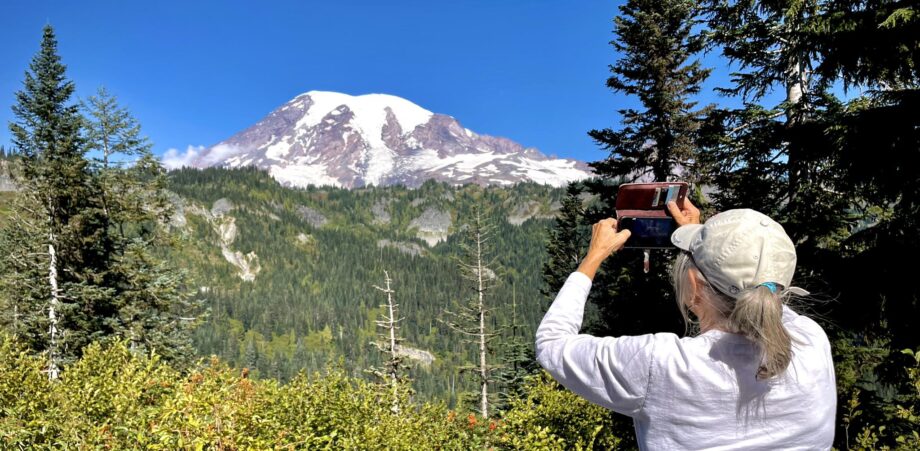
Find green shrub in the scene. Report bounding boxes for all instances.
[497,373,625,450]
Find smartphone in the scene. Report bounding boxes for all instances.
[615,182,689,249]
[617,217,678,248]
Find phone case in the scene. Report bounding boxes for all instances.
[615,182,689,248]
[615,182,688,220]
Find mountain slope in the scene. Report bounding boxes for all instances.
[175,91,592,188]
[165,167,570,401]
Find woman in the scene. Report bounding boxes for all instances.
[535,199,836,450]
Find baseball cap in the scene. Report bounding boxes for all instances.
[670,209,809,298]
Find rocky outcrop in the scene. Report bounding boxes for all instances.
[214,215,261,282]
[179,197,261,282]
[409,207,451,247]
[211,198,235,217]
[395,344,435,366]
[506,200,555,225]
[296,205,327,228]
[376,239,425,257]
[371,342,435,366]
[371,199,391,224]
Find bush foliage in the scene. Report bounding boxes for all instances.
[0,335,625,450]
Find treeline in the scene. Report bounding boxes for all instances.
[542,0,920,448]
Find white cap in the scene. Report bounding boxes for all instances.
[670,209,807,298]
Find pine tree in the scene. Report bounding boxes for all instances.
[801,1,920,344]
[495,280,536,410]
[82,86,204,367]
[697,0,852,254]
[442,205,500,418]
[553,0,708,337]
[589,0,711,183]
[0,26,202,373]
[1,25,112,377]
[542,182,588,298]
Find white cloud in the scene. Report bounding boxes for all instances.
[161,143,245,170]
[161,145,205,169]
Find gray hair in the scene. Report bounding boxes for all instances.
[671,252,793,380]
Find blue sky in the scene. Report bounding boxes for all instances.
[1,0,752,164]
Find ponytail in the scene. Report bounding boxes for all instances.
[671,252,794,380]
[728,285,792,380]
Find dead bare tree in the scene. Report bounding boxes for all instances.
[368,270,408,414]
[442,206,501,419]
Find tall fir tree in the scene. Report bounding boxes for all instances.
[697,0,853,262]
[589,0,711,183]
[542,182,588,298]
[550,0,710,337]
[698,3,919,446]
[81,86,204,367]
[807,1,920,343]
[1,25,112,377]
[494,280,536,411]
[0,27,203,372]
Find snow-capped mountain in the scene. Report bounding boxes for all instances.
[179,91,593,188]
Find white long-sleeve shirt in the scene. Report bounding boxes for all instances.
[535,272,836,450]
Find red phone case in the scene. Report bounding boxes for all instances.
[615,182,688,224]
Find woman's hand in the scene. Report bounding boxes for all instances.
[667,197,701,227]
[577,218,631,280]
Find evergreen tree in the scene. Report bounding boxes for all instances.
[697,0,852,256]
[495,280,536,410]
[1,25,111,377]
[0,27,202,373]
[697,3,919,446]
[82,86,204,367]
[589,0,711,183]
[541,182,587,297]
[807,1,920,343]
[557,0,709,337]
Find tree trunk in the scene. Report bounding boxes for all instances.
[47,237,60,381]
[384,271,400,415]
[476,226,489,419]
[784,35,809,208]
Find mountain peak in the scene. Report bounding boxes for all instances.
[178,91,592,188]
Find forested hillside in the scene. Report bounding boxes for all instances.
[164,167,571,402]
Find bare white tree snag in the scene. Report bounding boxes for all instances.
[371,270,406,415]
[476,228,489,419]
[443,207,500,419]
[47,236,60,381]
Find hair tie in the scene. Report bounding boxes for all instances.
[758,282,778,294]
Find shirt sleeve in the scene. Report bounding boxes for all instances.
[535,271,657,416]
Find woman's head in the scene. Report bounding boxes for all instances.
[669,209,803,380]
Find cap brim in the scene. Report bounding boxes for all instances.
[671,224,703,251]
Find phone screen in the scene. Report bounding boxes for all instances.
[618,217,677,248]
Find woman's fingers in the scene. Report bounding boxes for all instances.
[612,228,631,252]
[588,218,630,257]
[668,197,702,226]
[667,201,690,226]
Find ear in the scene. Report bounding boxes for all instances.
[688,269,701,305]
